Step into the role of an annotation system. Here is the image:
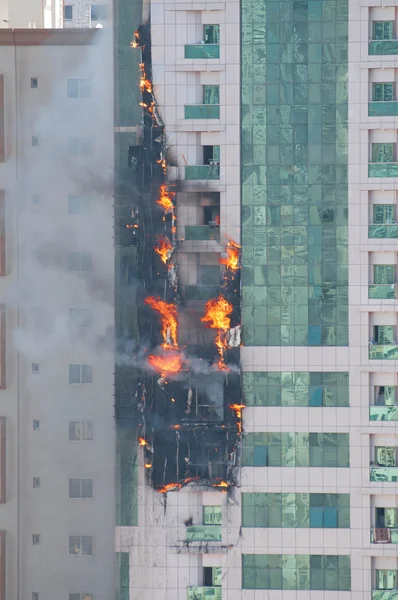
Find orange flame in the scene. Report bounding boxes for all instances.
[144,296,178,349]
[156,183,175,213]
[148,352,183,377]
[219,239,240,272]
[130,30,140,48]
[201,295,233,370]
[140,77,153,94]
[144,463,152,469]
[154,236,173,265]
[212,480,229,491]
[157,476,199,494]
[157,158,167,173]
[139,437,150,448]
[229,404,245,434]
[215,215,220,226]
[170,424,181,430]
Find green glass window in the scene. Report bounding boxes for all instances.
[203,85,220,105]
[242,432,349,467]
[376,570,397,590]
[373,204,395,224]
[372,143,394,163]
[374,325,395,344]
[373,21,394,40]
[376,507,397,528]
[373,83,394,102]
[204,25,220,44]
[204,145,220,164]
[376,385,396,406]
[242,554,351,591]
[375,446,397,466]
[374,265,395,285]
[203,506,222,525]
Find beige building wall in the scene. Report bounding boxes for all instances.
[0,0,63,28]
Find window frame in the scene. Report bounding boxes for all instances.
[64,5,73,20]
[69,478,94,499]
[68,364,93,384]
[373,204,395,224]
[372,143,394,163]
[68,195,93,215]
[68,251,93,272]
[69,421,94,442]
[68,535,94,556]
[373,82,394,102]
[30,78,38,89]
[373,20,394,40]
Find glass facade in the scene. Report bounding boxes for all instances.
[242,432,350,466]
[241,0,348,347]
[242,493,350,527]
[186,525,222,542]
[242,554,351,590]
[116,552,130,600]
[242,370,349,406]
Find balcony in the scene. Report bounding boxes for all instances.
[372,592,398,600]
[369,345,398,360]
[369,102,398,117]
[370,406,398,421]
[369,284,397,299]
[184,44,220,59]
[371,527,398,543]
[184,105,220,119]
[370,467,398,482]
[187,588,222,600]
[185,226,220,242]
[185,165,220,181]
[185,286,219,301]
[369,40,398,55]
[186,525,222,542]
[369,224,398,238]
[369,163,398,178]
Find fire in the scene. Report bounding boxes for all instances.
[212,480,229,490]
[157,158,167,173]
[130,30,140,48]
[215,215,220,226]
[144,296,178,349]
[148,352,184,377]
[219,239,240,272]
[140,77,153,94]
[170,424,181,430]
[139,437,150,448]
[154,236,173,264]
[144,463,152,469]
[157,476,200,494]
[229,404,245,434]
[201,295,233,370]
[156,183,175,213]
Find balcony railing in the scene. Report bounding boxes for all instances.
[186,525,222,542]
[369,40,398,55]
[369,224,398,238]
[369,163,398,177]
[187,588,222,600]
[370,466,398,482]
[184,105,220,119]
[369,345,398,360]
[184,44,220,59]
[372,591,398,600]
[185,165,220,180]
[370,406,398,421]
[185,226,220,241]
[371,527,398,543]
[369,102,398,117]
[369,284,397,299]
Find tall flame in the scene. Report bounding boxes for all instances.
[156,183,175,213]
[139,437,150,448]
[144,296,178,350]
[201,295,233,369]
[148,352,183,377]
[154,236,173,265]
[219,239,240,272]
[229,404,245,434]
[130,30,140,48]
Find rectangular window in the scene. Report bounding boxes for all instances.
[375,446,397,466]
[373,83,394,102]
[374,325,395,344]
[373,204,395,224]
[32,136,39,147]
[69,594,93,600]
[373,21,394,40]
[204,25,220,44]
[374,265,395,285]
[68,535,93,556]
[32,534,40,545]
[31,78,38,89]
[68,252,92,272]
[203,506,222,525]
[69,478,93,499]
[32,363,40,374]
[67,137,93,157]
[68,195,92,215]
[32,594,39,600]
[203,85,220,105]
[376,569,397,590]
[64,5,73,20]
[69,309,92,334]
[69,421,93,441]
[33,420,40,430]
[376,507,397,528]
[68,364,93,384]
[376,385,396,406]
[372,143,394,163]
[67,79,91,99]
[91,4,107,19]
[33,477,40,488]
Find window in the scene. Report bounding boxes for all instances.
[203,85,220,105]
[69,364,93,384]
[372,143,394,163]
[32,363,40,374]
[376,570,397,590]
[32,136,39,147]
[64,5,73,20]
[69,421,93,441]
[375,385,396,406]
[374,265,395,285]
[67,79,91,99]
[203,567,222,587]
[33,477,40,488]
[69,535,93,556]
[203,506,222,525]
[373,21,394,40]
[91,4,107,19]
[32,594,39,600]
[31,78,38,89]
[373,83,394,102]
[69,309,92,334]
[32,534,40,545]
[373,204,395,224]
[70,594,93,600]
[203,145,220,165]
[67,137,93,157]
[374,325,395,344]
[375,446,396,466]
[68,195,92,215]
[204,25,220,44]
[376,507,397,528]
[33,420,40,430]
[68,251,92,272]
[69,478,93,499]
